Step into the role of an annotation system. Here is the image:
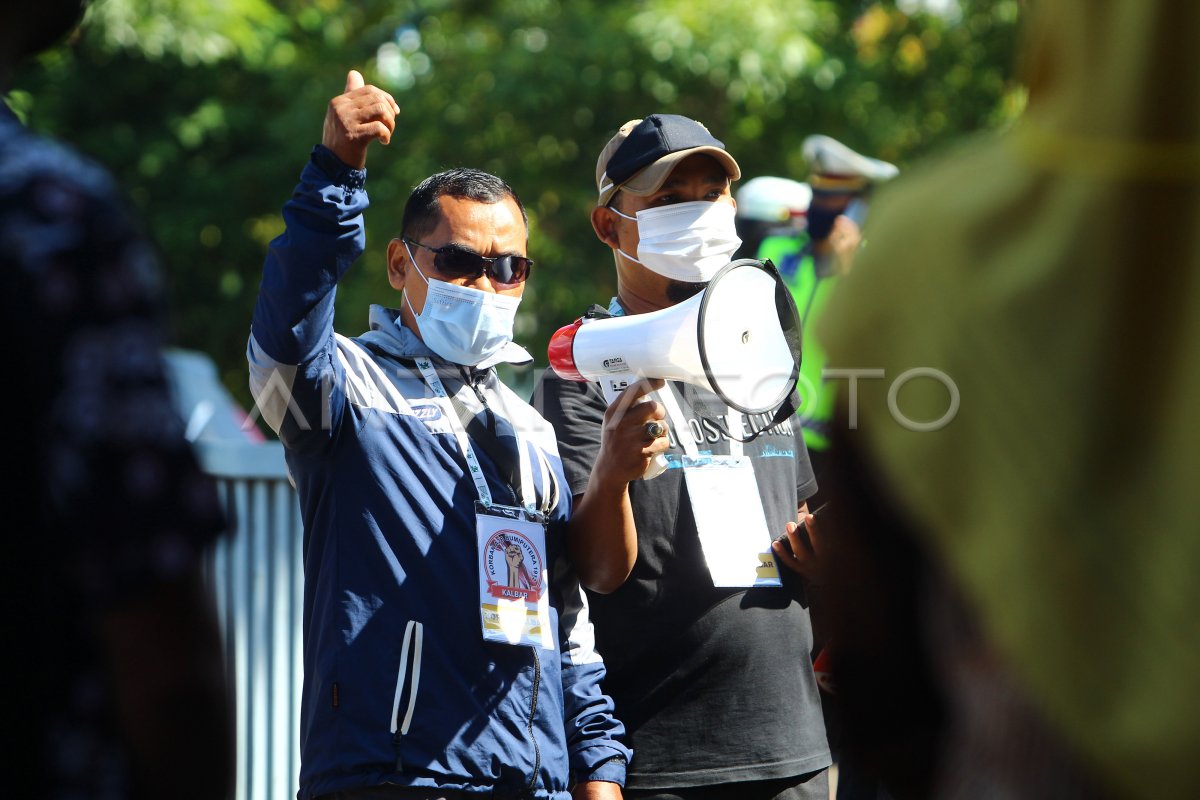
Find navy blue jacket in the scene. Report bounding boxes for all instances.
[248,146,629,800]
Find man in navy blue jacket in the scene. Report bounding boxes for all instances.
[248,70,635,800]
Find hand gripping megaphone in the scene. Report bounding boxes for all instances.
[548,259,803,435]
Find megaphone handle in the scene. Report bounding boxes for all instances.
[643,454,669,480]
[597,372,637,407]
[595,373,670,480]
[642,382,690,480]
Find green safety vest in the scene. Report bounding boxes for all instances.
[757,233,838,452]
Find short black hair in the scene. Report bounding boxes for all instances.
[400,168,528,241]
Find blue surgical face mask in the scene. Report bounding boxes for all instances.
[402,242,522,366]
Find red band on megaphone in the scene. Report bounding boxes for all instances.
[548,318,586,382]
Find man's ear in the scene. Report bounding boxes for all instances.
[591,206,620,250]
[386,238,407,291]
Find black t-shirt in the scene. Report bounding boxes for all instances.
[534,369,830,789]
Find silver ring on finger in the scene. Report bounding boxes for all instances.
[644,420,666,442]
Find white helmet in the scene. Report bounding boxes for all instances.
[736,176,812,223]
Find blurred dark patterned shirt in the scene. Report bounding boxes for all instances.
[0,104,225,798]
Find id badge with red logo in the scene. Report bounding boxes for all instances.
[476,503,554,649]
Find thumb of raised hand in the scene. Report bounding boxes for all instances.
[344,69,365,93]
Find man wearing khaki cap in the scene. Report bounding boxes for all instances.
[534,114,831,800]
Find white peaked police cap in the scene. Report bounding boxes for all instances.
[802,134,899,192]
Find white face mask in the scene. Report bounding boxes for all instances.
[612,200,742,282]
[403,242,521,366]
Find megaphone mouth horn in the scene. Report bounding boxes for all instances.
[695,258,802,415]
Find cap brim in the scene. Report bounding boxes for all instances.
[600,146,741,205]
[803,134,899,184]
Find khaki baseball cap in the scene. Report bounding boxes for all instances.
[595,114,741,207]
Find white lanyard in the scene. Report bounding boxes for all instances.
[727,409,744,458]
[658,383,743,458]
[414,358,536,513]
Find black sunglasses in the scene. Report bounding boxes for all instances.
[403,238,533,286]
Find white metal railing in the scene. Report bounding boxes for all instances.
[197,439,303,800]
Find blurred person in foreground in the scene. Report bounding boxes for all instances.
[1,2,231,798]
[812,0,1200,797]
[247,70,631,800]
[534,114,831,800]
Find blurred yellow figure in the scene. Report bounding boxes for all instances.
[819,0,1200,797]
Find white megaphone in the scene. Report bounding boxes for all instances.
[548,259,803,419]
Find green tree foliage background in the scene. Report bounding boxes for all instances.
[7,0,1023,411]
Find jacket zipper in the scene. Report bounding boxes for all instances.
[391,620,424,770]
[465,367,543,790]
[525,647,542,794]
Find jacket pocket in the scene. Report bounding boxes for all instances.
[390,620,424,738]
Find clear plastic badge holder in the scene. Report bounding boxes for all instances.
[475,502,555,649]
